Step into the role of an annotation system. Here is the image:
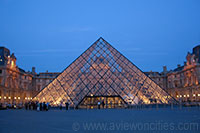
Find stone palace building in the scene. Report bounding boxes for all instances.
[145,45,200,103]
[0,45,200,106]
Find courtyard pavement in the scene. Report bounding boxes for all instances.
[0,107,200,133]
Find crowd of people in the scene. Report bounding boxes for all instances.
[24,101,71,111]
[0,102,23,109]
[59,102,70,110]
[25,101,50,111]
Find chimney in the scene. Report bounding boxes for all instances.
[32,67,36,74]
[163,66,167,73]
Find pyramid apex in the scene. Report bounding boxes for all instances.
[99,37,104,40]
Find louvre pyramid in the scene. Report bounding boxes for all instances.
[35,37,175,107]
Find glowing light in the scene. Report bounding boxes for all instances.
[176,95,179,98]
[180,95,182,98]
[18,97,20,100]
[25,97,27,100]
[187,95,189,97]
[8,97,11,99]
[30,97,32,100]
[4,96,6,99]
[14,97,16,99]
[183,95,186,97]
[198,94,200,96]
[90,94,93,96]
[11,61,14,68]
[28,97,30,100]
[0,96,1,99]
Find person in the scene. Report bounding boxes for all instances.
[65,102,69,110]
[40,103,42,111]
[28,102,31,110]
[59,103,62,110]
[97,101,101,109]
[25,102,28,110]
[46,102,49,111]
[43,102,47,111]
[102,101,105,109]
[37,102,40,111]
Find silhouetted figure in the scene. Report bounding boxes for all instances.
[25,103,28,110]
[102,101,105,109]
[97,101,101,109]
[60,103,62,110]
[28,102,31,110]
[37,102,40,111]
[40,103,42,111]
[46,102,49,111]
[43,102,47,111]
[65,102,69,110]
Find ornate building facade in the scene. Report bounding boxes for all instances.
[0,44,200,106]
[0,47,33,105]
[146,45,200,103]
[0,47,59,106]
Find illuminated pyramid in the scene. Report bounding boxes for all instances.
[34,37,176,108]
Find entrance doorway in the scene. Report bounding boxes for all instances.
[77,95,126,109]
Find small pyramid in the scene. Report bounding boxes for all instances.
[34,37,176,107]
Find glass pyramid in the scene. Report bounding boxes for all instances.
[34,37,176,107]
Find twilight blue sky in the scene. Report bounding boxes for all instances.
[0,0,200,73]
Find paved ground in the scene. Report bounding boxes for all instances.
[0,107,200,133]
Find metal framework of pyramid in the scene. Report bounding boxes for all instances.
[34,37,175,107]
